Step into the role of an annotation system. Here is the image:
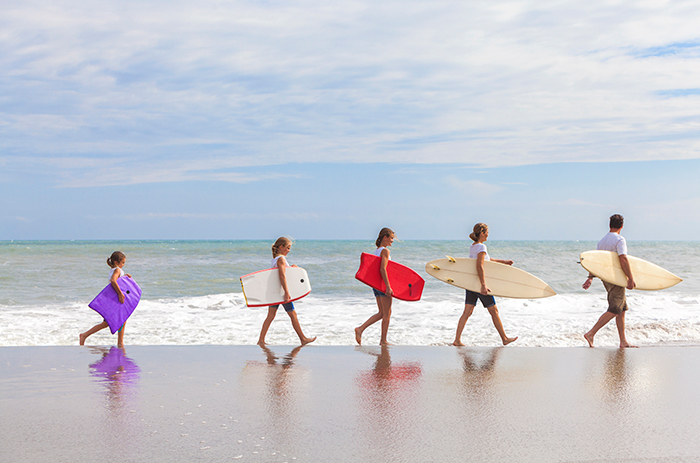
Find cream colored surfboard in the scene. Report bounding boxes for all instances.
[579,251,682,291]
[425,256,556,299]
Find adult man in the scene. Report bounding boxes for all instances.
[583,214,637,348]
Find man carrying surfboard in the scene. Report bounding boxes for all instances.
[582,214,637,348]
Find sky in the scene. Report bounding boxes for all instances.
[1,0,700,241]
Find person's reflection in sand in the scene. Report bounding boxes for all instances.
[453,347,503,437]
[458,347,501,394]
[89,346,141,411]
[603,348,632,404]
[238,345,308,454]
[355,346,422,461]
[357,345,423,391]
[88,346,142,452]
[259,344,303,398]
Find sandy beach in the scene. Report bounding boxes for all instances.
[2,345,700,462]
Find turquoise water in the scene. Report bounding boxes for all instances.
[1,240,699,346]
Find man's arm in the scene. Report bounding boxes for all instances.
[618,254,636,290]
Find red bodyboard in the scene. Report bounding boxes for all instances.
[354,252,425,301]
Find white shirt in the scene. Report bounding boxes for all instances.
[469,243,490,260]
[597,232,627,256]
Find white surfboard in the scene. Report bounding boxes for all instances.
[579,251,682,291]
[425,256,556,299]
[240,267,312,307]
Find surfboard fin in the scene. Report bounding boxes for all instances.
[447,278,454,284]
[446,255,456,263]
[430,264,440,270]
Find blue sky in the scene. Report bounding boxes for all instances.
[1,0,700,240]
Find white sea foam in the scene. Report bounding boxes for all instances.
[2,290,700,347]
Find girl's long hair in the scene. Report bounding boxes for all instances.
[375,227,394,248]
[272,237,292,257]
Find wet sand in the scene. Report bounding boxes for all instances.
[2,345,700,462]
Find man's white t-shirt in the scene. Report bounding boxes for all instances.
[597,232,627,256]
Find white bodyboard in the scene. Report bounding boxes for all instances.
[240,267,311,307]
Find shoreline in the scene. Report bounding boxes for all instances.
[3,345,700,462]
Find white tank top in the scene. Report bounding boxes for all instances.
[109,267,123,283]
[375,247,391,260]
[271,256,288,268]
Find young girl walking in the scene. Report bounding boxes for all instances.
[453,223,518,346]
[355,227,395,346]
[257,237,317,346]
[80,251,131,348]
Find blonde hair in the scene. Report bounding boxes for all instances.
[107,251,126,268]
[469,223,488,243]
[271,237,292,257]
[375,227,394,248]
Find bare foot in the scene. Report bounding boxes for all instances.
[379,341,393,346]
[502,336,518,346]
[79,333,87,346]
[620,342,638,348]
[117,344,124,348]
[583,333,594,348]
[354,327,362,345]
[257,340,266,347]
[301,336,316,346]
[452,340,465,347]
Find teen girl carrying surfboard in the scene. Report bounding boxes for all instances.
[257,237,316,346]
[453,223,518,347]
[355,228,396,346]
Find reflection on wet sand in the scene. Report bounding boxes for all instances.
[238,345,310,458]
[259,345,303,399]
[455,347,503,415]
[355,346,423,462]
[88,346,142,453]
[89,346,141,410]
[458,347,501,391]
[603,348,631,400]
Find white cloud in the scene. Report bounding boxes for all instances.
[2,0,700,186]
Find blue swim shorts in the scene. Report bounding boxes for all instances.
[373,288,389,298]
[271,302,295,312]
[465,290,496,308]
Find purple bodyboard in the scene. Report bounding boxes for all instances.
[88,276,142,334]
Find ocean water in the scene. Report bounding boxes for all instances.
[1,240,699,347]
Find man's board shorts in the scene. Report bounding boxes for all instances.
[603,281,628,314]
[465,290,496,308]
[270,302,295,312]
